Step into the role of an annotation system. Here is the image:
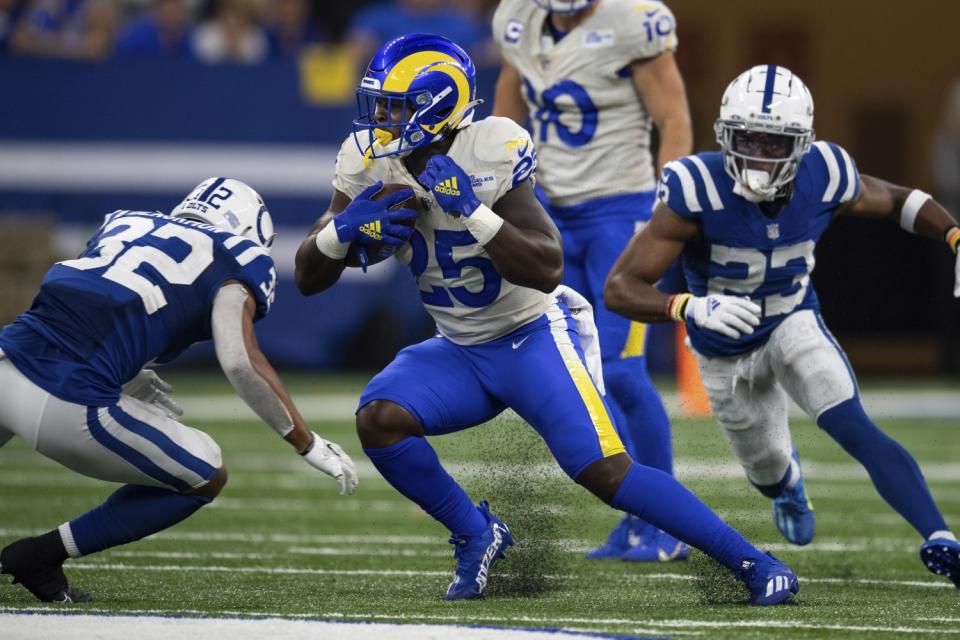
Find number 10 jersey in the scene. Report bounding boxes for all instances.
[493,0,677,208]
[0,211,277,406]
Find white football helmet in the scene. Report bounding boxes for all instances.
[533,0,596,14]
[171,177,276,252]
[714,65,815,202]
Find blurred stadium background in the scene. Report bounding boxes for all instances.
[1,0,959,378]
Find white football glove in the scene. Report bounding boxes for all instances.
[122,369,183,418]
[686,295,762,340]
[953,251,959,298]
[300,432,358,495]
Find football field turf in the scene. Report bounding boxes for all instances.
[1,373,958,639]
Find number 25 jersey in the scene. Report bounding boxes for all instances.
[659,142,861,358]
[333,117,545,345]
[493,0,677,208]
[0,211,277,406]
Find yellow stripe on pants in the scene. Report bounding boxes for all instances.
[556,342,625,458]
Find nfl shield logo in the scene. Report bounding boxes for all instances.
[767,224,780,240]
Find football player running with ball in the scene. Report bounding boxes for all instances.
[296,34,799,605]
[0,179,357,603]
[492,0,693,562]
[605,65,960,585]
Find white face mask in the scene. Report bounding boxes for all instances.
[733,168,779,202]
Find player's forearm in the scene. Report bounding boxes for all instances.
[212,285,312,452]
[604,270,673,323]
[485,223,563,293]
[295,219,347,295]
[242,345,313,453]
[655,115,694,174]
[910,198,959,244]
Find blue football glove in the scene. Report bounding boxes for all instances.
[417,155,482,217]
[333,181,418,247]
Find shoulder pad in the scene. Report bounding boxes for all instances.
[807,141,861,205]
[659,153,726,218]
[612,0,678,62]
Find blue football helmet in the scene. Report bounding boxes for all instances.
[353,34,480,161]
[533,0,597,14]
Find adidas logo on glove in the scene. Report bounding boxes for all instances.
[434,177,461,197]
[359,220,382,240]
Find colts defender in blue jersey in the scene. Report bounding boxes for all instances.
[492,0,694,561]
[0,179,357,603]
[297,34,799,605]
[607,65,960,586]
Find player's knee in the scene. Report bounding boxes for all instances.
[575,453,633,505]
[356,400,423,448]
[190,465,227,499]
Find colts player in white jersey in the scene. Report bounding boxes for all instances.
[296,34,800,605]
[0,179,358,603]
[606,65,960,586]
[492,0,693,561]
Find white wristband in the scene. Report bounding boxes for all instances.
[900,189,931,233]
[462,203,504,246]
[315,221,350,259]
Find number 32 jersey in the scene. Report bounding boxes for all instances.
[660,142,861,358]
[0,211,277,406]
[493,0,677,207]
[333,116,546,345]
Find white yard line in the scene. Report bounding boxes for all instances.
[5,457,960,484]
[57,561,954,590]
[0,608,956,637]
[174,390,960,422]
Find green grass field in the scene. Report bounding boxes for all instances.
[1,373,958,639]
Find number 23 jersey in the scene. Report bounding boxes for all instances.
[659,142,861,358]
[333,116,546,345]
[0,211,277,406]
[493,0,677,208]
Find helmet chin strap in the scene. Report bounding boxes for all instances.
[734,168,779,202]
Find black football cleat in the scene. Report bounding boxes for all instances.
[0,537,92,603]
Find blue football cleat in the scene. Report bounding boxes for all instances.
[773,450,815,545]
[920,537,960,588]
[622,528,690,562]
[585,515,647,560]
[443,500,513,600]
[736,552,799,606]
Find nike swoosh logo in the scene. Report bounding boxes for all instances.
[511,335,531,350]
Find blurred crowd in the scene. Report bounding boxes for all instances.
[0,0,499,65]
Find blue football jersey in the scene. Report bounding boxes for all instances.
[0,210,277,405]
[658,142,860,357]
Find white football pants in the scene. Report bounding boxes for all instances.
[0,350,221,492]
[694,309,857,486]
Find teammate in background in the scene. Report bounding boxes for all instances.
[492,0,693,562]
[605,65,960,585]
[0,179,358,603]
[296,33,798,605]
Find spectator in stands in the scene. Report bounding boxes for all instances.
[345,0,491,68]
[0,0,27,53]
[113,0,192,59]
[190,0,268,64]
[9,0,117,61]
[265,0,326,58]
[932,80,960,216]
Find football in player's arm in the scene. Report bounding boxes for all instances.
[295,160,562,297]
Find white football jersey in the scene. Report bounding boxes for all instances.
[333,116,548,345]
[493,0,677,207]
